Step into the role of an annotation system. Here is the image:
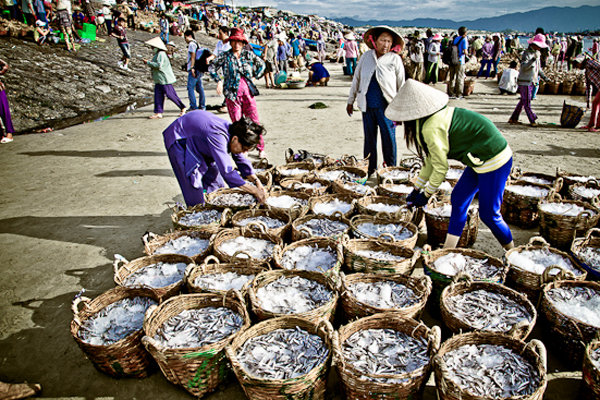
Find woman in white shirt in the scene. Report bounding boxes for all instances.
[346,26,405,175]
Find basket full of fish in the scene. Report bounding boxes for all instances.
[510,167,556,187]
[185,255,269,296]
[142,291,250,398]
[309,194,356,219]
[440,274,537,340]
[171,204,231,233]
[263,189,310,220]
[317,166,368,184]
[273,238,343,280]
[504,236,587,302]
[252,157,275,178]
[211,227,283,266]
[331,178,377,198]
[274,160,318,182]
[335,154,370,171]
[376,166,419,185]
[340,273,431,321]
[538,192,600,250]
[70,286,160,378]
[142,230,213,263]
[424,200,479,248]
[501,180,556,229]
[351,214,418,249]
[113,254,193,300]
[291,212,351,241]
[355,195,407,218]
[422,247,508,312]
[540,280,600,368]
[582,336,600,400]
[571,228,600,280]
[433,331,547,400]
[205,188,258,212]
[248,269,338,323]
[285,149,334,168]
[334,313,440,400]
[342,238,420,275]
[569,179,600,204]
[376,179,416,201]
[557,167,596,197]
[230,208,291,237]
[246,170,273,191]
[279,175,331,196]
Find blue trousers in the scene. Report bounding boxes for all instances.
[477,59,493,78]
[187,71,205,110]
[362,107,396,175]
[448,158,513,245]
[160,30,169,44]
[346,57,357,75]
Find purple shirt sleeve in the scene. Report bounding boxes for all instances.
[205,132,247,188]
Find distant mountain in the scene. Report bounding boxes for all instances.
[334,5,600,33]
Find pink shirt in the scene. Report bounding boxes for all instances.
[344,39,359,58]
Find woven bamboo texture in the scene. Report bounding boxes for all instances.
[70,286,160,378]
[279,175,331,196]
[501,181,553,229]
[252,157,274,177]
[511,167,556,187]
[422,246,507,313]
[538,193,600,250]
[272,238,343,281]
[285,151,335,168]
[334,313,440,400]
[212,227,283,266]
[540,280,600,367]
[350,214,418,249]
[376,166,419,185]
[440,276,537,339]
[248,269,339,323]
[355,195,407,217]
[171,204,231,233]
[308,194,357,219]
[571,228,600,280]
[263,189,310,220]
[142,292,250,397]
[557,167,590,197]
[335,154,370,171]
[331,179,377,198]
[274,160,318,183]
[505,236,587,303]
[142,229,214,263]
[399,156,424,170]
[569,179,600,202]
[205,188,258,212]
[230,208,291,237]
[225,316,334,400]
[342,238,419,275]
[113,254,193,300]
[340,273,431,321]
[433,331,547,400]
[424,200,479,248]
[317,166,368,184]
[291,213,351,242]
[582,339,600,400]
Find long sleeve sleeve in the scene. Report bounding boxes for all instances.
[205,133,246,188]
[347,58,362,105]
[414,122,451,196]
[251,52,266,79]
[209,52,226,82]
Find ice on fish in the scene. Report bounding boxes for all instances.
[546,286,600,328]
[255,276,332,314]
[153,307,243,349]
[519,176,554,185]
[575,246,600,272]
[572,186,600,200]
[425,204,477,218]
[279,168,309,176]
[507,248,582,276]
[344,182,371,195]
[385,184,413,194]
[354,249,407,262]
[539,202,594,217]
[447,289,532,332]
[443,344,540,398]
[297,219,348,238]
[349,281,418,309]
[211,192,257,207]
[266,195,308,209]
[280,245,338,272]
[78,296,157,346]
[381,170,412,180]
[505,185,549,197]
[154,236,210,258]
[237,215,286,229]
[194,272,255,292]
[292,182,323,190]
[237,327,329,379]
[178,209,221,227]
[446,168,464,180]
[319,170,360,182]
[568,175,596,183]
[433,253,501,279]
[313,199,352,216]
[343,328,429,381]
[366,203,402,214]
[355,222,414,241]
[219,236,275,259]
[122,262,187,288]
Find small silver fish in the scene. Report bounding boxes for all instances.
[210,193,256,207]
[255,276,332,314]
[178,209,221,227]
[297,219,348,238]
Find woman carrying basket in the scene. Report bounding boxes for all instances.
[385,79,514,250]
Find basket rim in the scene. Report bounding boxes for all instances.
[422,248,506,280]
[505,243,587,278]
[541,279,600,330]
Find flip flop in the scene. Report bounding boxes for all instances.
[1,137,13,143]
[579,125,591,129]
[589,127,599,132]
[148,114,163,119]
[178,108,186,117]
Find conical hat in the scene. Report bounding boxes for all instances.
[385,79,449,122]
[145,37,167,51]
[363,25,404,51]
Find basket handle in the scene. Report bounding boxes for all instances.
[331,330,345,369]
[507,320,529,338]
[576,210,594,227]
[341,233,351,244]
[203,255,221,267]
[583,228,600,246]
[290,181,302,190]
[526,236,549,249]
[184,263,196,281]
[141,232,159,245]
[418,275,432,296]
[374,211,392,220]
[541,264,575,285]
[145,304,158,323]
[451,272,473,286]
[378,233,396,242]
[257,157,269,168]
[71,296,92,325]
[317,319,335,340]
[113,254,129,275]
[587,178,600,188]
[221,208,233,226]
[510,166,523,179]
[525,339,547,372]
[433,354,452,388]
[331,211,344,219]
[298,226,312,239]
[382,177,393,186]
[593,196,600,209]
[553,177,564,193]
[546,190,562,202]
[428,325,441,354]
[225,288,246,308]
[141,335,167,356]
[231,251,253,263]
[245,221,268,233]
[422,244,432,263]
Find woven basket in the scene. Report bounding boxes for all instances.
[538,193,600,250]
[433,331,547,400]
[272,238,343,281]
[252,157,274,177]
[376,166,419,185]
[274,160,318,183]
[335,154,370,171]
[340,273,432,321]
[355,195,407,217]
[540,280,600,368]
[185,255,270,296]
[342,238,419,275]
[331,179,377,198]
[246,171,273,191]
[142,230,213,263]
[424,200,480,248]
[569,179,600,203]
[334,313,440,400]
[263,189,310,220]
[212,227,283,266]
[350,214,418,249]
[561,81,574,95]
[279,175,331,196]
[440,275,537,339]
[538,81,546,94]
[205,188,258,212]
[248,269,339,323]
[376,179,416,201]
[225,316,334,400]
[505,236,587,303]
[547,81,560,94]
[422,246,508,313]
[171,204,231,233]
[317,166,368,184]
[511,166,556,187]
[230,208,291,237]
[113,254,193,300]
[501,181,554,228]
[557,167,594,197]
[291,212,351,242]
[70,286,160,378]
[308,194,357,219]
[285,149,335,168]
[571,228,600,280]
[575,81,587,96]
[142,292,250,397]
[582,338,600,400]
[399,156,424,170]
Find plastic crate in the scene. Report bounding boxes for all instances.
[82,23,96,33]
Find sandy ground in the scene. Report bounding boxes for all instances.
[0,63,598,399]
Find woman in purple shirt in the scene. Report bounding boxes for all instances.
[163,110,267,207]
[477,35,494,79]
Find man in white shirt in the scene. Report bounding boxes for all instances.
[498,61,519,95]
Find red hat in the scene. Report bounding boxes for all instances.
[225,27,248,44]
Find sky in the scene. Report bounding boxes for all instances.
[228,0,598,22]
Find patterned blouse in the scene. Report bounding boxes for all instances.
[209,49,266,101]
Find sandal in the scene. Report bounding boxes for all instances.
[589,127,599,132]
[1,137,13,143]
[149,114,163,119]
[508,119,521,124]
[178,108,186,117]
[579,125,592,130]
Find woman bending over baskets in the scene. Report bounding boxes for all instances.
[385,79,514,250]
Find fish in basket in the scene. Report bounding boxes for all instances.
[501,181,555,229]
[142,230,213,263]
[273,238,343,281]
[264,189,310,220]
[292,212,351,241]
[309,194,356,218]
[205,188,258,212]
[274,160,318,183]
[342,237,420,275]
[569,179,600,203]
[317,166,368,184]
[376,166,419,185]
[230,208,291,238]
[350,214,419,249]
[571,227,600,280]
[510,166,556,187]
[170,203,231,233]
[211,226,283,266]
[355,195,407,217]
[279,175,331,196]
[424,200,479,248]
[557,167,596,197]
